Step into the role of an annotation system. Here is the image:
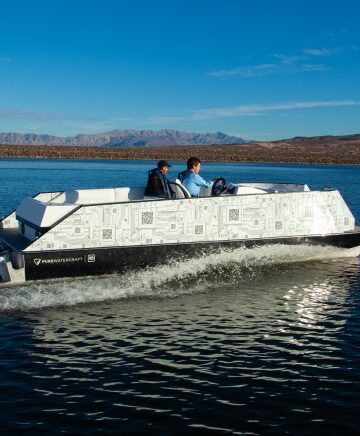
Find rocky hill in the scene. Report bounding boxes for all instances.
[0,132,359,164]
[1,133,359,164]
[0,129,246,147]
[253,134,360,149]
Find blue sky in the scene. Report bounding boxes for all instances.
[0,0,359,140]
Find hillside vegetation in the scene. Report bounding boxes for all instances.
[1,135,359,164]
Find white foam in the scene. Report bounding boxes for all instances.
[0,244,357,312]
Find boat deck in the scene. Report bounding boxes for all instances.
[0,228,31,251]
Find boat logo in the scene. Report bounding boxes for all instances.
[34,258,41,266]
[87,254,96,263]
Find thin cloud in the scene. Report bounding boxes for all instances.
[208,64,277,77]
[207,61,327,77]
[303,48,342,56]
[3,101,359,132]
[0,108,186,133]
[298,64,328,72]
[110,115,186,126]
[0,57,10,62]
[63,115,187,132]
[140,115,185,125]
[207,48,336,78]
[272,53,306,64]
[191,100,360,121]
[0,107,97,122]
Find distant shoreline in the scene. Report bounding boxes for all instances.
[0,143,359,165]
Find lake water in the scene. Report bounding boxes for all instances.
[0,158,360,434]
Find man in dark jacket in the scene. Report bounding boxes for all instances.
[144,160,173,198]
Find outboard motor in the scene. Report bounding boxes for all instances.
[0,257,11,283]
[10,250,24,270]
[0,250,25,284]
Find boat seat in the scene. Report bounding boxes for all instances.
[169,180,191,199]
[50,187,145,204]
[16,197,78,229]
[115,187,145,201]
[51,189,115,204]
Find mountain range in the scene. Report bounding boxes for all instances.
[0,129,246,147]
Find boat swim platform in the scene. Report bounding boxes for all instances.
[0,228,31,252]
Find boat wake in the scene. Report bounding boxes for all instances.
[0,244,358,312]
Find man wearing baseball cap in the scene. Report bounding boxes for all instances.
[144,160,173,198]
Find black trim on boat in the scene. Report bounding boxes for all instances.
[24,230,360,281]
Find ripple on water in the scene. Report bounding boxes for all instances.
[0,245,360,433]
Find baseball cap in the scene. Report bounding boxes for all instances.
[157,160,172,168]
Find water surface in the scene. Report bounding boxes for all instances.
[0,159,359,434]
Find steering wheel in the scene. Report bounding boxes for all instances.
[211,177,227,196]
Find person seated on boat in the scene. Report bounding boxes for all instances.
[145,160,174,198]
[178,157,213,197]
